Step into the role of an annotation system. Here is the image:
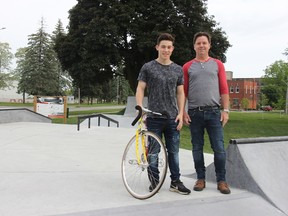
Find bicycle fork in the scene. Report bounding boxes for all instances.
[136,131,148,165]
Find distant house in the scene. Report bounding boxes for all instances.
[226,72,261,110]
[0,81,75,104]
[0,81,32,103]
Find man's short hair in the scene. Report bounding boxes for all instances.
[193,32,211,44]
[157,33,175,45]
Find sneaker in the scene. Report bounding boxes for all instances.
[193,179,206,191]
[149,183,158,192]
[217,181,231,194]
[169,180,191,195]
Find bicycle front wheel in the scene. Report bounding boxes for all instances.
[121,131,167,199]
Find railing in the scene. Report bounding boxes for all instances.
[77,114,119,131]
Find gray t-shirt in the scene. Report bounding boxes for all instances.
[183,58,225,109]
[137,60,184,119]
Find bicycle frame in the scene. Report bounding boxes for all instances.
[132,105,162,165]
[135,115,148,165]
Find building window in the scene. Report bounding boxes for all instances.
[235,85,240,93]
[230,86,234,93]
[233,98,239,106]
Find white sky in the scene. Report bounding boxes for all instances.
[1,0,288,78]
[207,0,288,78]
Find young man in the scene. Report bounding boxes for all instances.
[183,32,231,194]
[136,33,190,195]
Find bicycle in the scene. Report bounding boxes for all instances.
[121,105,168,199]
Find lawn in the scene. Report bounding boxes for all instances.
[180,111,288,153]
[2,102,287,154]
[55,108,288,154]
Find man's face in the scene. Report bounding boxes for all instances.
[194,36,211,56]
[156,40,174,60]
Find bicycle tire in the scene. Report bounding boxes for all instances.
[121,131,168,199]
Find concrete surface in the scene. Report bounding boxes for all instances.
[0,121,287,216]
[123,96,147,117]
[224,140,288,214]
[0,108,51,123]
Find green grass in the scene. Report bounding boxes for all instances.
[57,109,288,154]
[0,102,33,107]
[0,102,121,107]
[52,108,125,124]
[180,111,288,153]
[2,102,287,154]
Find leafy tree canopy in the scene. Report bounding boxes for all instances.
[0,42,14,89]
[262,60,288,109]
[56,0,231,94]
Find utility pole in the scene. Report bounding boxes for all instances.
[285,79,288,114]
[78,87,81,105]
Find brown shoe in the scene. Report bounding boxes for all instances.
[193,179,206,191]
[217,181,231,194]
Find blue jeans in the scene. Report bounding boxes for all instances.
[146,117,180,181]
[188,109,226,182]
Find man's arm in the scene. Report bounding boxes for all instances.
[220,93,229,127]
[216,59,229,127]
[221,94,229,110]
[176,85,185,130]
[135,80,146,107]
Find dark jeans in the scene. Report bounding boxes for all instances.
[188,109,226,182]
[146,117,180,181]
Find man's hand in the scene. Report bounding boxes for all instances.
[175,114,183,131]
[183,111,191,126]
[220,111,229,127]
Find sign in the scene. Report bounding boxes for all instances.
[34,96,67,122]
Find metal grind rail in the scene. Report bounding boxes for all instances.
[77,114,119,131]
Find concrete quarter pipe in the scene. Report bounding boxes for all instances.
[207,136,288,215]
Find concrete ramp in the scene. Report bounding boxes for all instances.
[123,96,147,116]
[207,136,288,215]
[81,96,148,128]
[0,108,51,124]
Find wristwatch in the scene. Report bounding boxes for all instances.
[223,109,230,113]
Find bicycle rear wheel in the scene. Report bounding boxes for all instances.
[121,131,167,199]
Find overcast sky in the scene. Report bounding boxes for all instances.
[1,0,288,78]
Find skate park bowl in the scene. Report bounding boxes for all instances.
[1,103,288,215]
[206,136,288,215]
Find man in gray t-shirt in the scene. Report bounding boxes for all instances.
[137,60,183,119]
[136,33,190,195]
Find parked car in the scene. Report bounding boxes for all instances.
[261,105,273,111]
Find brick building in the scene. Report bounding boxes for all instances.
[226,71,261,110]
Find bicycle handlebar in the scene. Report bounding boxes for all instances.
[131,105,142,126]
[131,105,169,126]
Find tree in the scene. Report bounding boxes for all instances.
[262,60,288,110]
[55,0,122,100]
[284,47,288,57]
[241,98,249,110]
[0,42,13,89]
[17,18,60,96]
[120,0,231,91]
[51,19,74,95]
[56,0,231,94]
